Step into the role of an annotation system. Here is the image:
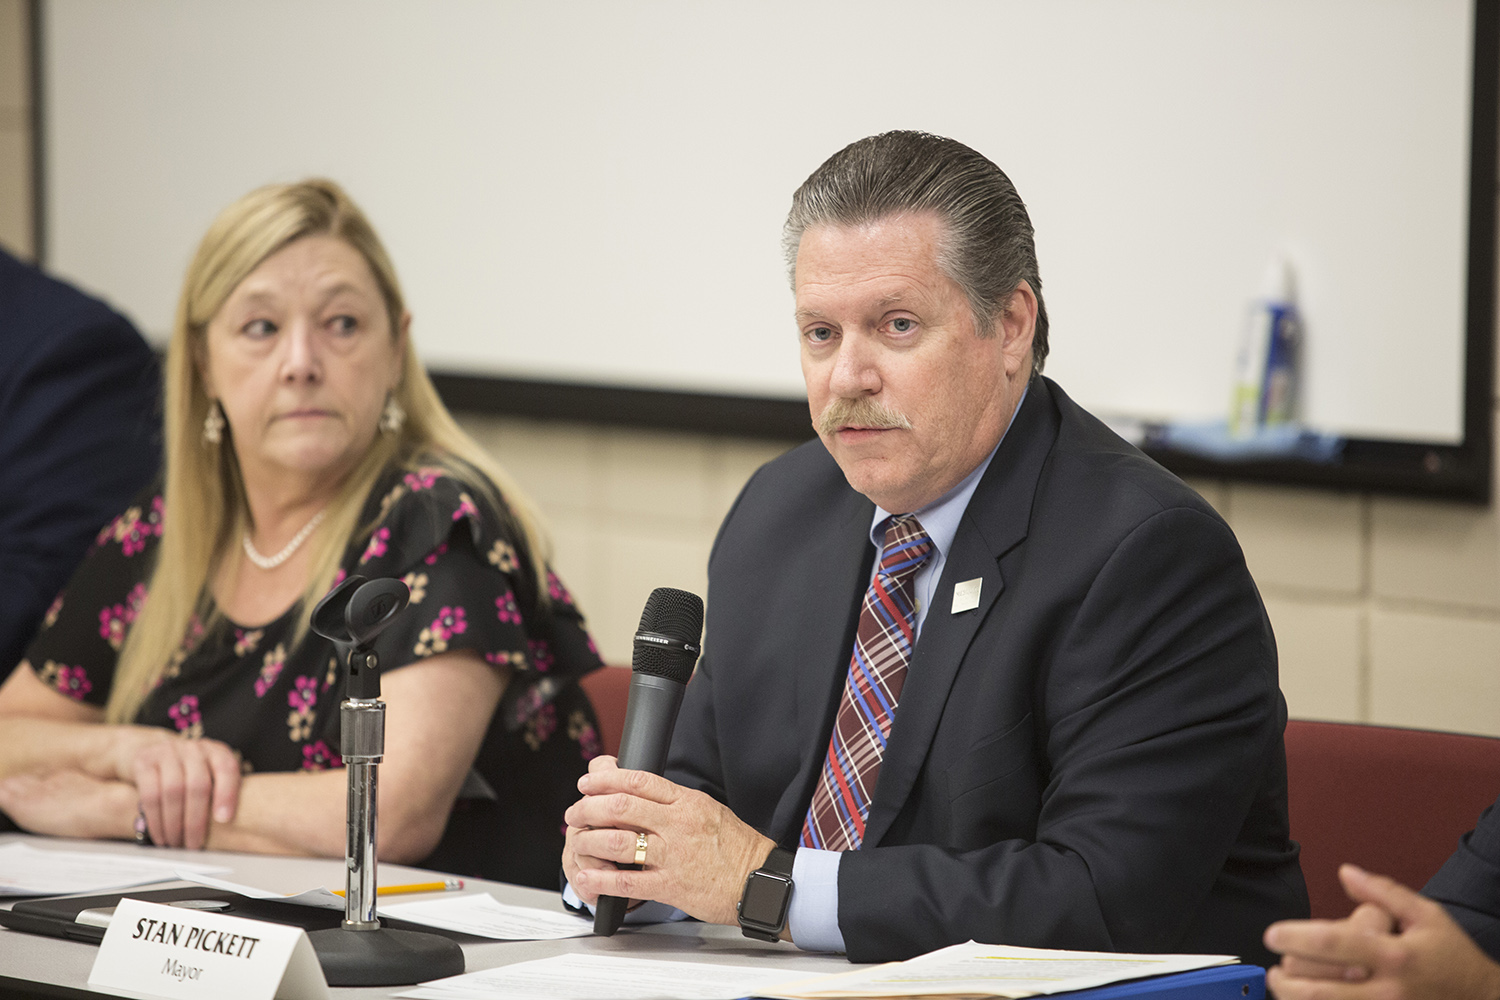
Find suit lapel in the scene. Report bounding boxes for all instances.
[768,483,876,841]
[863,378,1062,846]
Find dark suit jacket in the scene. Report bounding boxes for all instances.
[0,250,159,675]
[667,376,1307,965]
[1426,795,1500,961]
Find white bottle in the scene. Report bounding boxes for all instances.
[1230,257,1300,437]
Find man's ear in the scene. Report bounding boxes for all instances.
[997,281,1038,378]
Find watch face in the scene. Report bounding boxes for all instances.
[741,871,791,925]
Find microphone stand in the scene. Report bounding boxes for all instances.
[306,576,465,986]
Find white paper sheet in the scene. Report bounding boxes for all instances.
[765,941,1236,998]
[398,953,808,1000]
[379,893,593,940]
[175,870,346,909]
[0,842,230,896]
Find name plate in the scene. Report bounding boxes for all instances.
[89,897,330,1000]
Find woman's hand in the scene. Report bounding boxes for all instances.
[0,770,137,840]
[132,736,243,849]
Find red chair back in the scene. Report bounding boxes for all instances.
[579,666,632,758]
[1285,719,1500,918]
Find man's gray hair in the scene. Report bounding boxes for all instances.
[783,131,1049,372]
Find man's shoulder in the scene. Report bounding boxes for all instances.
[1040,380,1222,525]
[713,437,868,553]
[734,437,855,514]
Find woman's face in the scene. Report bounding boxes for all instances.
[201,234,406,489]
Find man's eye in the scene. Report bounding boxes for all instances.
[890,317,916,333]
[806,326,835,344]
[243,319,276,337]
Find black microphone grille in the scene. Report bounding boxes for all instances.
[638,587,704,643]
[633,588,703,683]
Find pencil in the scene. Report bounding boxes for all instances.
[332,879,464,897]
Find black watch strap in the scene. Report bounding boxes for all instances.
[737,846,796,943]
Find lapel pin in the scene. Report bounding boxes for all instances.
[951,577,982,614]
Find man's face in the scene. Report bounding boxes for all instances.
[795,213,1035,514]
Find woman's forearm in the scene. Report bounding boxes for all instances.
[0,715,165,782]
[203,766,455,864]
[203,770,345,857]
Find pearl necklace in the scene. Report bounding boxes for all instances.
[242,509,328,570]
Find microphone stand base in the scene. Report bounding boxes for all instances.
[308,925,464,986]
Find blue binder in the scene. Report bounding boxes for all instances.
[1055,963,1264,998]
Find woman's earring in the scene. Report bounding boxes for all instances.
[203,400,225,444]
[379,393,406,434]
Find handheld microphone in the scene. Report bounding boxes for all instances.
[593,587,704,936]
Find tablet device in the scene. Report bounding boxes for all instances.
[0,887,346,944]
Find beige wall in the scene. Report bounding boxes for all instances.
[0,0,30,259]
[4,5,1498,735]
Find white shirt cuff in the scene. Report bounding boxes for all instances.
[788,848,845,953]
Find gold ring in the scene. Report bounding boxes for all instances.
[634,831,649,865]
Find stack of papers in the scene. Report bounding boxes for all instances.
[380,893,593,940]
[765,941,1236,998]
[399,953,809,1000]
[397,942,1236,1000]
[0,842,230,896]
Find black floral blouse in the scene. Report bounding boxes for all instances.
[19,462,604,889]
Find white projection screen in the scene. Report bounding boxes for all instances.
[39,0,1497,498]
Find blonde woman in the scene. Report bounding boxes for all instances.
[0,180,604,889]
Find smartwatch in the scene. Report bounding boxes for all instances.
[737,845,796,942]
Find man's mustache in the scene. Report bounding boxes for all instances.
[815,397,913,437]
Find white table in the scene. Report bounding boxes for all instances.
[0,833,849,999]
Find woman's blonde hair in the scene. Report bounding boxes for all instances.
[107,179,549,723]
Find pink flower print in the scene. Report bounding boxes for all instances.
[287,677,318,740]
[98,607,129,650]
[495,593,522,625]
[234,627,264,657]
[288,675,318,713]
[423,542,448,566]
[97,584,148,650]
[485,650,526,669]
[487,540,518,573]
[453,492,479,522]
[415,606,466,657]
[301,741,342,771]
[254,643,286,697]
[110,499,164,557]
[52,664,92,701]
[168,695,201,735]
[567,709,602,760]
[404,469,440,491]
[43,593,64,628]
[360,527,390,564]
[546,571,573,605]
[523,703,558,751]
[527,638,555,673]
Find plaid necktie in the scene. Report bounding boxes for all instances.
[801,515,933,852]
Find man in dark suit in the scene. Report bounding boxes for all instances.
[1265,799,1500,998]
[0,248,159,677]
[563,131,1306,965]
